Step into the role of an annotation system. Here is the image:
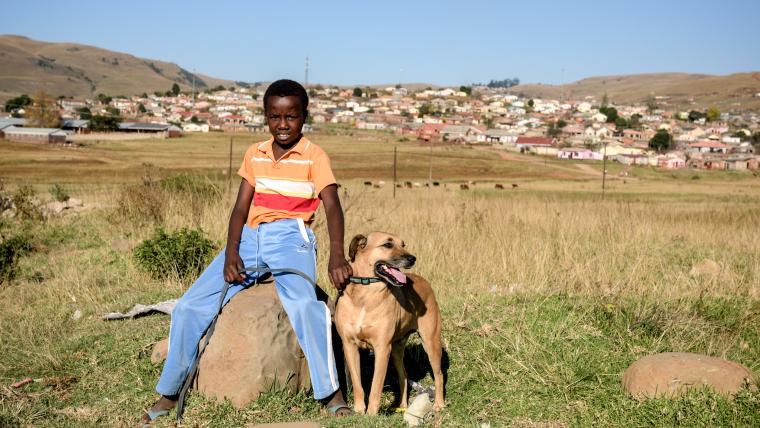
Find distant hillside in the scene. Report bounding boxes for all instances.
[505,72,760,111]
[0,35,235,101]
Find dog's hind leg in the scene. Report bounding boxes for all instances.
[342,341,366,414]
[366,344,391,415]
[418,311,445,410]
[391,341,408,409]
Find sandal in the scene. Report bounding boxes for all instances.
[140,408,170,427]
[325,404,354,417]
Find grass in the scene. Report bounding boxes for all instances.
[1,131,760,426]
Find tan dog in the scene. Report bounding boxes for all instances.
[335,232,444,415]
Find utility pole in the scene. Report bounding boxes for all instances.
[602,141,608,199]
[228,137,234,194]
[192,68,196,104]
[393,146,397,199]
[428,138,433,189]
[304,56,309,87]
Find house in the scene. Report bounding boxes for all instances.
[562,125,584,137]
[1,126,67,144]
[119,122,183,138]
[557,148,602,160]
[515,136,555,152]
[688,156,726,170]
[657,156,686,169]
[484,129,519,145]
[615,154,651,166]
[724,156,759,171]
[417,123,445,141]
[689,141,730,154]
[61,119,90,134]
[440,125,483,143]
[182,123,210,133]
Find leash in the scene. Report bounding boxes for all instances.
[175,266,317,421]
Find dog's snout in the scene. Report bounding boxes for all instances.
[406,255,416,266]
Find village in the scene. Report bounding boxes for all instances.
[2,83,760,171]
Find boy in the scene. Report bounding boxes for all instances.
[141,79,353,425]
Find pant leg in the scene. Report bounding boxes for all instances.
[155,226,261,396]
[260,219,340,400]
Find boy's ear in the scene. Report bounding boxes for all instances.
[348,234,367,262]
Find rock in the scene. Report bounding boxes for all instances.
[45,201,67,214]
[66,198,83,208]
[195,281,312,408]
[622,352,757,399]
[151,339,169,364]
[404,393,433,426]
[71,309,82,321]
[689,259,722,278]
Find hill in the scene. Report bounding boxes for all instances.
[0,35,235,101]
[505,72,760,111]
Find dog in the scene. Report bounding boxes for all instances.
[335,232,444,415]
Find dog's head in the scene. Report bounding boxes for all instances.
[348,232,416,287]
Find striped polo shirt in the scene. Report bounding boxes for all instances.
[237,137,336,228]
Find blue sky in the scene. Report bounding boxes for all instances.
[3,0,760,86]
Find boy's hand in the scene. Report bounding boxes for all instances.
[223,251,246,283]
[328,255,352,291]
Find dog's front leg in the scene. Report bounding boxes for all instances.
[342,341,366,414]
[367,344,391,415]
[391,342,408,409]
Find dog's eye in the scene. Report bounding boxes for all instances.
[383,242,393,249]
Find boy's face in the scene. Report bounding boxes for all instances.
[266,95,305,146]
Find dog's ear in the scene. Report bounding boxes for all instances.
[348,234,367,262]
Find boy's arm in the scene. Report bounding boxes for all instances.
[224,179,255,283]
[319,184,352,290]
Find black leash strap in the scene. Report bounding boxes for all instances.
[175,266,317,421]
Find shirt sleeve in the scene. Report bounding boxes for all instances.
[237,145,256,187]
[311,150,337,196]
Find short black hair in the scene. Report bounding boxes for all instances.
[264,79,308,116]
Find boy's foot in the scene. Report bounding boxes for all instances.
[139,395,177,426]
[321,390,353,417]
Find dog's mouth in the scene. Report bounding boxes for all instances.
[374,262,407,287]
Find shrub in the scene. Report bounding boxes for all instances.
[12,185,43,222]
[134,227,216,281]
[49,183,70,202]
[0,233,33,285]
[159,173,220,199]
[113,182,165,225]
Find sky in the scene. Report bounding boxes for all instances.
[3,0,760,86]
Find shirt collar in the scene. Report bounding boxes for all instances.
[258,136,309,157]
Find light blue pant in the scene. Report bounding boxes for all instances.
[156,219,340,400]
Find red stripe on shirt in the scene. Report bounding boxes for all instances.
[254,192,320,213]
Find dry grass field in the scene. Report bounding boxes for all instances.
[1,131,760,427]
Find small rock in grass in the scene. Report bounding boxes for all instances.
[622,352,757,399]
[71,309,82,321]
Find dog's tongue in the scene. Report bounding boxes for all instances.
[382,265,407,284]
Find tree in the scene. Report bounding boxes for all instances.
[556,119,567,129]
[418,103,433,118]
[645,94,657,113]
[706,106,720,122]
[648,129,673,153]
[547,122,562,138]
[138,103,147,114]
[26,91,61,128]
[97,93,112,105]
[76,107,92,120]
[599,106,618,123]
[89,114,121,132]
[614,116,628,129]
[459,86,472,96]
[526,99,534,113]
[688,110,705,122]
[171,83,181,96]
[4,94,31,113]
[601,92,609,108]
[629,113,642,130]
[352,87,363,97]
[190,115,202,124]
[106,106,121,117]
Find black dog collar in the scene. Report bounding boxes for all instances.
[348,276,383,285]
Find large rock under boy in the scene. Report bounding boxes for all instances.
[622,352,757,399]
[194,279,314,408]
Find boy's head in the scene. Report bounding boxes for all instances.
[264,79,309,146]
[264,79,309,117]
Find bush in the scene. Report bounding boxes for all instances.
[159,173,220,199]
[113,182,165,225]
[0,233,33,285]
[134,227,216,281]
[50,183,70,202]
[12,185,43,222]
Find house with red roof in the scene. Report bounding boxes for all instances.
[689,140,730,154]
